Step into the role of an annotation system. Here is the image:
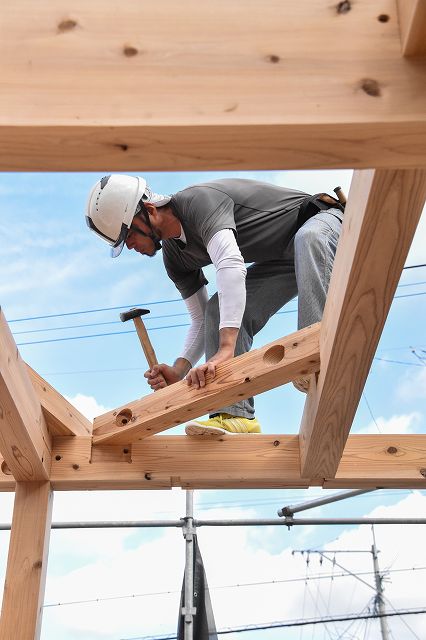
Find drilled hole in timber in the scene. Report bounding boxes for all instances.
[116,408,133,427]
[263,344,285,365]
[1,461,11,476]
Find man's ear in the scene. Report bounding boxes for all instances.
[145,202,159,223]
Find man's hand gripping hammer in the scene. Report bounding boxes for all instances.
[119,308,158,369]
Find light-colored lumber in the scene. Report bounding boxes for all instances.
[92,324,320,445]
[0,309,51,480]
[1,434,425,490]
[1,0,425,171]
[299,169,426,479]
[397,0,426,56]
[0,482,53,640]
[327,435,426,489]
[27,364,92,437]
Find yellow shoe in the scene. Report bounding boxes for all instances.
[185,413,261,437]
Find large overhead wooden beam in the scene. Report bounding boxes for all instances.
[0,482,53,640]
[397,0,426,56]
[1,1,425,171]
[93,324,320,445]
[299,169,426,480]
[27,365,92,437]
[0,309,51,481]
[1,435,425,491]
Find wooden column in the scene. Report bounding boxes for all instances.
[0,482,53,640]
[299,169,426,479]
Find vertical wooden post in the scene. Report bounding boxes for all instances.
[0,482,53,640]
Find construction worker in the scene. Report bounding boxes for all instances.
[86,175,344,436]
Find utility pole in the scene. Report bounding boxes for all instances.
[293,527,391,640]
[371,526,390,640]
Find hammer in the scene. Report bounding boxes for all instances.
[120,308,158,369]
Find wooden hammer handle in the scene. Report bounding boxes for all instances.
[133,317,158,369]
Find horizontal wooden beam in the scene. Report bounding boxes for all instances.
[93,324,320,445]
[27,365,92,437]
[299,169,426,480]
[1,1,425,171]
[1,435,425,491]
[0,309,51,481]
[397,0,426,56]
[1,123,426,172]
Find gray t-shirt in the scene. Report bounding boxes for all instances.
[162,178,310,299]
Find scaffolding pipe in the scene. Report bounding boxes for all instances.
[0,516,424,531]
[278,488,376,517]
[182,490,195,640]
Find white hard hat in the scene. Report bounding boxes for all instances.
[85,174,171,257]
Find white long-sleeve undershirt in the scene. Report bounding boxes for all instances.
[179,229,247,366]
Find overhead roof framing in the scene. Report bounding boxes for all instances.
[0,0,425,493]
[2,3,426,637]
[0,0,425,171]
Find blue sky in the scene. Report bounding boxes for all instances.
[0,170,425,639]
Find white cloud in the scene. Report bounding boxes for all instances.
[397,367,426,402]
[406,206,426,266]
[33,492,426,639]
[65,394,110,421]
[358,412,421,434]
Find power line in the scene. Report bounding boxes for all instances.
[374,357,424,367]
[7,262,426,324]
[123,607,426,639]
[8,298,183,323]
[13,291,426,347]
[43,566,426,609]
[15,323,191,347]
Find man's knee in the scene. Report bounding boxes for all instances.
[294,222,321,252]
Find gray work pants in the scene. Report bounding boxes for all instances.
[205,208,343,418]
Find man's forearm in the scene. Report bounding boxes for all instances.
[217,327,239,358]
[173,357,192,379]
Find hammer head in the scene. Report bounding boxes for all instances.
[120,308,150,323]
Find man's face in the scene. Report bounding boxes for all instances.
[125,214,159,257]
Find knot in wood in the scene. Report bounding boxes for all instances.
[387,446,398,455]
[360,78,381,97]
[58,19,78,33]
[123,46,139,57]
[336,1,351,14]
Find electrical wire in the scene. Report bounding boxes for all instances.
[8,298,183,323]
[384,596,421,640]
[11,286,426,346]
[9,276,426,338]
[15,323,191,347]
[121,607,426,639]
[362,392,382,433]
[43,567,426,609]
[374,358,424,367]
[7,262,426,325]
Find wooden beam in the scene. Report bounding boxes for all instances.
[93,324,320,445]
[27,365,92,437]
[0,309,51,480]
[0,434,425,490]
[327,435,426,488]
[1,0,425,171]
[397,0,426,56]
[0,482,53,640]
[299,169,426,479]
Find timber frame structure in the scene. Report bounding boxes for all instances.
[0,1,425,638]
